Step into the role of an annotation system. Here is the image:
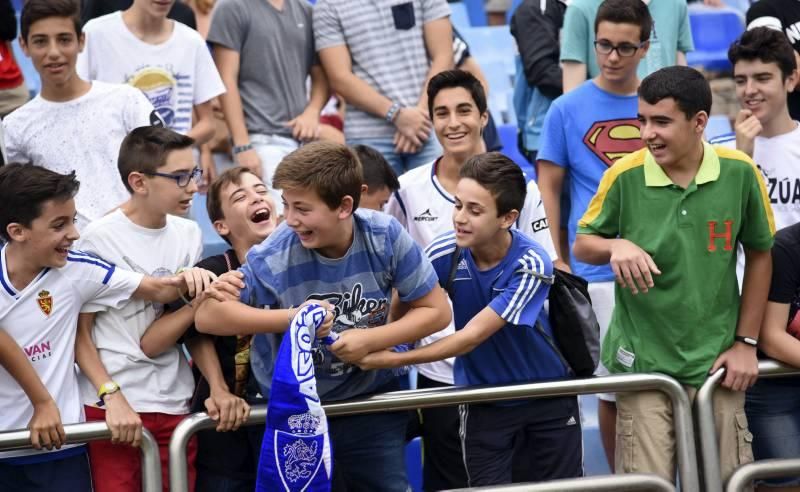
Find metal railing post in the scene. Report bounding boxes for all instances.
[169,373,699,492]
[726,459,800,492]
[444,473,676,491]
[696,359,800,492]
[0,422,162,492]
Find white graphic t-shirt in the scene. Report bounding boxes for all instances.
[78,12,225,134]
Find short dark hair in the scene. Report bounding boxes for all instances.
[206,166,260,244]
[427,69,488,119]
[638,66,712,119]
[273,141,363,211]
[594,0,652,43]
[729,27,798,80]
[0,164,80,242]
[352,145,399,193]
[21,0,82,43]
[459,152,526,216]
[117,126,195,193]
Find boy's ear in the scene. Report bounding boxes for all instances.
[213,219,230,238]
[693,111,709,137]
[78,32,86,52]
[6,222,28,243]
[18,36,29,57]
[337,195,355,219]
[361,184,369,195]
[500,209,520,230]
[787,68,799,93]
[128,172,149,195]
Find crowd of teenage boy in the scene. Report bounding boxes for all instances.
[0,0,799,490]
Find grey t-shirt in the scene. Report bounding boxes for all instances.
[313,0,450,140]
[208,0,315,137]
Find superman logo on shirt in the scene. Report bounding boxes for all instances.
[583,118,644,167]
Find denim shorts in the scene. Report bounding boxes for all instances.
[745,376,800,487]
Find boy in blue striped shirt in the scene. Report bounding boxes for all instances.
[196,141,451,491]
[355,153,582,487]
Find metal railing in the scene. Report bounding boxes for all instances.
[696,359,800,491]
[726,459,800,492]
[169,373,699,492]
[445,473,676,491]
[0,421,162,492]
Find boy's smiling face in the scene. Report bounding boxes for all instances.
[214,172,276,249]
[21,16,84,89]
[282,187,354,258]
[452,178,515,250]
[8,197,80,269]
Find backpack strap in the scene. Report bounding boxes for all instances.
[444,247,463,298]
[517,267,555,285]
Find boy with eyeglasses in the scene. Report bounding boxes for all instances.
[74,126,218,492]
[536,0,651,470]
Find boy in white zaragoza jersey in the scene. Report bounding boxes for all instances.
[0,164,207,492]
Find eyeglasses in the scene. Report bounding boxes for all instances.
[142,166,203,187]
[593,40,645,57]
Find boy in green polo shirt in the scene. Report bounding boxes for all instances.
[573,65,775,484]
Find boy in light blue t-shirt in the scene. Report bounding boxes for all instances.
[195,141,451,492]
[537,0,652,471]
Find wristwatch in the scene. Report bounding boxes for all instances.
[97,381,121,407]
[232,143,253,155]
[734,335,758,348]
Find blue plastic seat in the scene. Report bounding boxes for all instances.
[188,194,230,258]
[498,123,535,178]
[686,6,744,72]
[450,2,472,31]
[462,0,488,27]
[405,437,423,492]
[705,114,733,141]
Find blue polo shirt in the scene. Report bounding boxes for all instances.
[425,229,568,386]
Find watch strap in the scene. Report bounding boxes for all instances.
[734,335,758,347]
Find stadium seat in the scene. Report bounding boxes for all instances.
[686,6,744,72]
[450,2,472,31]
[705,114,733,141]
[462,0,488,27]
[189,194,229,258]
[405,437,423,492]
[506,0,525,24]
[498,123,535,178]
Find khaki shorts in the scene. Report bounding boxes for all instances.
[616,386,753,489]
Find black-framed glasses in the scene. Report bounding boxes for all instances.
[593,40,645,57]
[142,166,203,187]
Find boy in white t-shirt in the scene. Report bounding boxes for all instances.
[77,0,225,183]
[0,163,209,492]
[384,69,557,491]
[710,27,800,231]
[75,126,217,492]
[3,0,153,228]
[77,0,224,140]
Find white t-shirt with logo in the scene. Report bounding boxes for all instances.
[385,158,557,384]
[3,81,152,226]
[0,246,143,460]
[77,209,202,414]
[78,12,225,134]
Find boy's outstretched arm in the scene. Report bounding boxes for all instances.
[710,247,771,391]
[133,267,217,304]
[75,313,143,447]
[195,271,334,336]
[0,329,64,450]
[330,285,451,363]
[354,306,505,370]
[573,234,661,295]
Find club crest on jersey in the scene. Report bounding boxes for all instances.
[37,290,53,316]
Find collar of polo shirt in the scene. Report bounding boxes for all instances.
[643,141,721,188]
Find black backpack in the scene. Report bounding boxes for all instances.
[443,249,600,378]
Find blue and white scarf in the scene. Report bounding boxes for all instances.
[256,305,335,491]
